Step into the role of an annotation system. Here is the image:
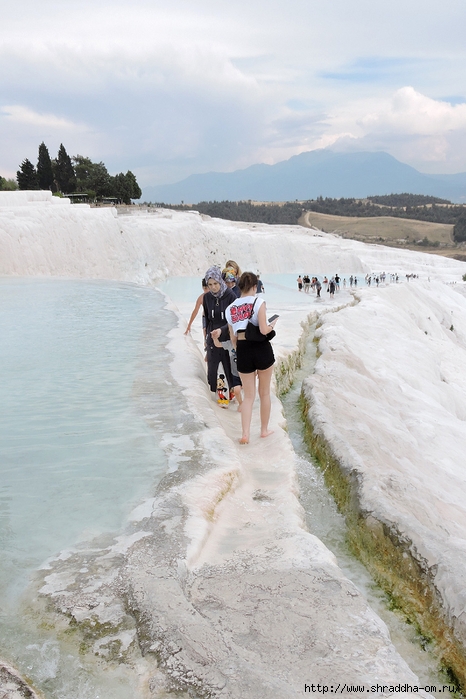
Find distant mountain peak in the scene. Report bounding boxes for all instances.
[142,150,466,204]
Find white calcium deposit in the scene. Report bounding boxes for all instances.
[3,191,466,697]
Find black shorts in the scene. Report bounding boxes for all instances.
[236,339,275,374]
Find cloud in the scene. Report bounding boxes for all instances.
[1,105,86,131]
[0,104,103,178]
[309,87,466,173]
[361,87,466,135]
[2,1,466,182]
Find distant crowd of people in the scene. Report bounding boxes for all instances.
[185,262,276,445]
[296,271,418,296]
[297,273,350,298]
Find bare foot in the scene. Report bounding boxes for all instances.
[239,437,249,445]
[237,404,242,413]
[260,429,274,438]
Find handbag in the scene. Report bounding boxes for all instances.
[244,299,276,342]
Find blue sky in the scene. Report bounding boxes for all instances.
[1,0,466,186]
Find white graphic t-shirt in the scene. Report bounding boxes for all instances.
[225,295,265,336]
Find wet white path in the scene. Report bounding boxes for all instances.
[144,278,434,697]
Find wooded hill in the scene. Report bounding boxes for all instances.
[154,195,466,242]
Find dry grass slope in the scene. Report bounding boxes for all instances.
[300,211,454,246]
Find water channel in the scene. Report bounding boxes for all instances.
[279,319,451,687]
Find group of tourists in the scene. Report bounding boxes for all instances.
[297,274,346,298]
[297,271,414,295]
[185,261,276,445]
[300,273,407,292]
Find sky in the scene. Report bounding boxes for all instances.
[1,0,466,186]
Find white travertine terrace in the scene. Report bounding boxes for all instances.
[3,190,466,696]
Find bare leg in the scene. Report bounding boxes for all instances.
[257,365,274,438]
[238,371,256,443]
[234,385,243,411]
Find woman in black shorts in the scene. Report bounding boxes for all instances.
[225,272,278,444]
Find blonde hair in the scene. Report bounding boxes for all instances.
[225,259,241,277]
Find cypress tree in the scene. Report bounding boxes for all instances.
[37,142,55,190]
[16,159,40,190]
[54,143,76,193]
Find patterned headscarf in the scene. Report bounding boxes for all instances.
[205,266,227,298]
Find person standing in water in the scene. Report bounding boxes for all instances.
[297,275,303,292]
[226,272,277,444]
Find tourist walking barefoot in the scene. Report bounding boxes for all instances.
[226,272,278,444]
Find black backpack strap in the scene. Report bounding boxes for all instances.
[248,298,258,319]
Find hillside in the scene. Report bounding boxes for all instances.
[300,210,455,248]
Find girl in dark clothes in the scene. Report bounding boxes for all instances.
[203,266,237,398]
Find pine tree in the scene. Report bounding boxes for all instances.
[16,159,39,190]
[37,142,54,190]
[54,144,76,193]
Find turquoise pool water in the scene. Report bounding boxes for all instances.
[0,277,177,696]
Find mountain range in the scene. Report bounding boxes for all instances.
[142,150,466,204]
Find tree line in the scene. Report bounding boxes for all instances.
[367,193,450,207]
[1,142,141,204]
[157,200,306,225]
[0,176,17,190]
[155,195,466,243]
[306,195,464,223]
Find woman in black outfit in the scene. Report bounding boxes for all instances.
[203,266,237,398]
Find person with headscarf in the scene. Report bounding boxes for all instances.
[203,266,237,398]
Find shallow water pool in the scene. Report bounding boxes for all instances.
[0,277,178,696]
